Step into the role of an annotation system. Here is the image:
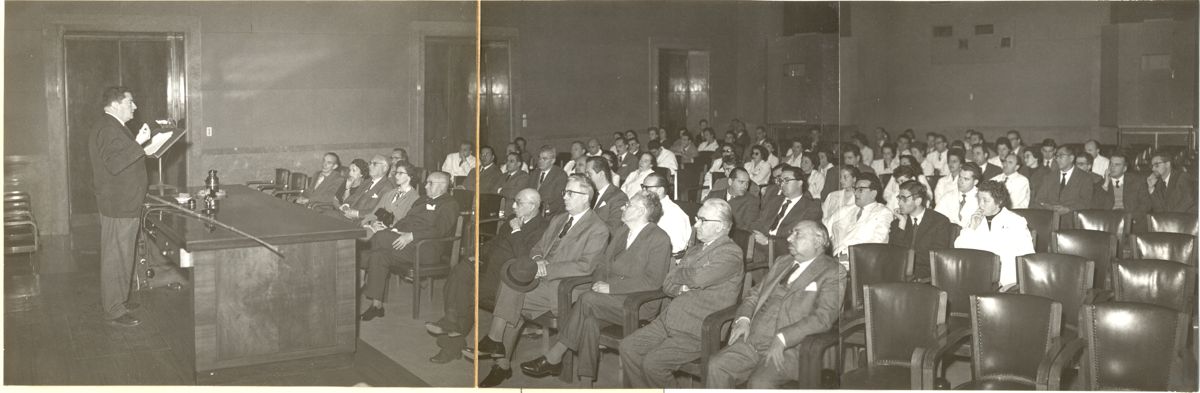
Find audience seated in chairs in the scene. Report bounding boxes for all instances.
[953,180,1035,287]
[308,158,368,214]
[990,152,1031,209]
[704,167,760,230]
[478,175,610,387]
[584,157,629,232]
[358,171,460,321]
[706,221,847,388]
[1032,145,1096,226]
[619,198,744,388]
[935,161,982,227]
[822,165,858,228]
[621,152,657,199]
[1147,151,1197,214]
[361,163,420,238]
[518,190,672,382]
[293,152,346,206]
[889,180,953,281]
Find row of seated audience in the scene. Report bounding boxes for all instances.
[464,125,1197,388]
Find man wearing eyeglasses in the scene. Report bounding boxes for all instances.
[889,180,952,280]
[534,145,568,216]
[1032,146,1095,226]
[640,173,691,255]
[828,176,893,258]
[359,171,460,321]
[707,221,846,388]
[340,154,396,220]
[621,198,744,388]
[1147,153,1197,214]
[478,175,609,387]
[749,165,822,264]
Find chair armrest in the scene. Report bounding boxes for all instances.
[621,289,670,336]
[1085,288,1112,304]
[245,181,273,186]
[1035,337,1066,390]
[273,189,304,197]
[1040,337,1085,390]
[911,346,929,390]
[921,325,972,388]
[556,275,595,318]
[698,304,740,382]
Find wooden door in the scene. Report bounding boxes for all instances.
[423,37,477,171]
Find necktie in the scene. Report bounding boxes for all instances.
[855,206,864,221]
[539,171,547,188]
[770,199,792,232]
[1155,176,1165,195]
[778,262,801,286]
[558,216,574,238]
[593,190,603,209]
[1060,172,1067,187]
[908,216,918,247]
[1114,179,1120,189]
[959,194,967,222]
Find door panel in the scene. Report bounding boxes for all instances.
[480,40,512,154]
[65,39,120,219]
[423,38,476,171]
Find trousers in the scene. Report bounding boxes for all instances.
[100,215,139,320]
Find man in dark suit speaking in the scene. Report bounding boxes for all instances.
[706,220,847,388]
[89,86,171,327]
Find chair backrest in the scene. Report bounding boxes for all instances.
[1111,259,1196,314]
[848,243,915,309]
[677,163,707,200]
[969,293,1062,384]
[1146,212,1199,236]
[1079,302,1188,390]
[1051,229,1117,289]
[452,188,474,213]
[274,168,292,187]
[479,193,505,220]
[677,201,701,222]
[555,152,573,168]
[289,172,309,192]
[1011,208,1056,252]
[864,283,947,366]
[694,151,715,171]
[929,249,1001,317]
[1072,210,1131,236]
[1131,232,1198,266]
[1016,253,1093,331]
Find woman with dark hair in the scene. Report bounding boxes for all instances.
[761,140,781,168]
[821,165,861,229]
[622,152,657,198]
[853,133,874,165]
[953,180,1035,286]
[362,162,420,238]
[744,145,772,185]
[696,128,719,152]
[311,158,369,215]
[798,151,825,200]
[601,150,622,186]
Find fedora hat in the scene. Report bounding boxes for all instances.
[500,256,540,293]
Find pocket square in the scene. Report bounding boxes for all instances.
[371,194,379,199]
[426,204,437,210]
[804,282,819,291]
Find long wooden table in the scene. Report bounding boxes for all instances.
[142,185,364,380]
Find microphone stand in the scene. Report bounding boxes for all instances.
[142,194,285,258]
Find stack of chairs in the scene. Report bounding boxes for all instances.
[5,189,40,312]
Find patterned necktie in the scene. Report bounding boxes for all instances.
[558,215,574,238]
[959,194,967,223]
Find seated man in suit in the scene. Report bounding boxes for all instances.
[707,221,847,388]
[340,155,396,220]
[477,175,610,387]
[613,137,638,182]
[519,190,672,381]
[889,180,952,280]
[620,198,745,388]
[971,143,1003,180]
[750,165,823,263]
[828,174,893,258]
[533,145,569,216]
[935,162,982,226]
[359,171,460,321]
[469,145,504,194]
[992,153,1031,209]
[294,151,346,205]
[584,156,629,231]
[705,167,760,230]
[1095,154,1151,225]
[641,173,692,255]
[1032,145,1096,226]
[498,151,532,215]
[1147,152,1197,214]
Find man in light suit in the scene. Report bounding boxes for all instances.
[1033,145,1096,226]
[294,152,346,205]
[828,175,893,258]
[519,191,672,381]
[1094,154,1151,223]
[889,180,953,280]
[1147,152,1198,214]
[620,198,745,388]
[705,167,761,230]
[707,221,847,388]
[441,140,476,178]
[750,165,823,263]
[478,175,610,387]
[585,157,629,232]
[935,162,982,226]
[534,145,569,216]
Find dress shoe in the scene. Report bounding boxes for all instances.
[124,302,140,311]
[462,348,475,360]
[520,356,562,378]
[360,305,385,321]
[424,321,447,336]
[478,365,512,388]
[429,348,461,364]
[107,314,140,328]
[476,336,505,359]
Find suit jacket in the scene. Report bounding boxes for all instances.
[888,209,953,279]
[594,223,672,295]
[471,163,504,194]
[532,210,611,281]
[737,254,846,348]
[89,115,147,218]
[535,166,569,216]
[303,170,346,205]
[616,152,639,181]
[480,215,550,302]
[392,192,461,262]
[706,190,761,230]
[364,187,419,226]
[1149,172,1198,214]
[751,195,823,237]
[349,177,397,215]
[979,162,1003,180]
[659,236,745,338]
[499,169,533,208]
[591,184,629,232]
[829,202,893,255]
[1094,173,1151,217]
[1033,167,1095,211]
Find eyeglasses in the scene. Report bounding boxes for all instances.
[853,186,873,191]
[778,178,800,183]
[694,216,720,224]
[564,189,588,197]
[641,184,664,190]
[897,194,915,202]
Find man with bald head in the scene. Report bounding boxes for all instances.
[360,171,459,321]
[620,198,745,387]
[428,188,548,363]
[641,172,692,255]
[708,221,846,388]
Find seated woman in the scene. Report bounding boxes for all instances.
[743,145,772,186]
[362,162,420,238]
[883,164,930,211]
[340,155,396,221]
[798,151,825,200]
[312,158,369,213]
[953,180,1035,287]
[621,152,657,198]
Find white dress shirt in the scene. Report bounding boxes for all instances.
[622,169,654,198]
[625,221,648,249]
[935,187,979,226]
[934,173,959,207]
[768,195,805,236]
[807,168,827,200]
[441,153,476,177]
[954,208,1035,286]
[655,149,679,173]
[871,157,900,176]
[1091,155,1110,178]
[923,150,948,176]
[830,202,893,256]
[990,172,1030,209]
[658,197,692,253]
[821,189,856,230]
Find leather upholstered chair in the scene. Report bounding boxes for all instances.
[932,294,1063,390]
[247,168,291,192]
[1146,212,1199,236]
[840,283,947,390]
[1011,208,1056,252]
[1131,232,1198,266]
[1045,302,1190,390]
[929,249,1002,331]
[838,244,916,379]
[1111,259,1196,314]
[1073,210,1132,256]
[1051,229,1117,289]
[1016,253,1094,335]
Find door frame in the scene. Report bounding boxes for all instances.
[481,26,519,145]
[42,14,203,235]
[411,22,476,169]
[648,37,712,128]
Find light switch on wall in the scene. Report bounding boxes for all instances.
[206,126,213,137]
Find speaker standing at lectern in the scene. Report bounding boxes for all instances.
[89,86,171,328]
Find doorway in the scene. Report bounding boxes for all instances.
[64,32,188,225]
[422,37,477,171]
[479,40,513,155]
[656,49,710,133]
